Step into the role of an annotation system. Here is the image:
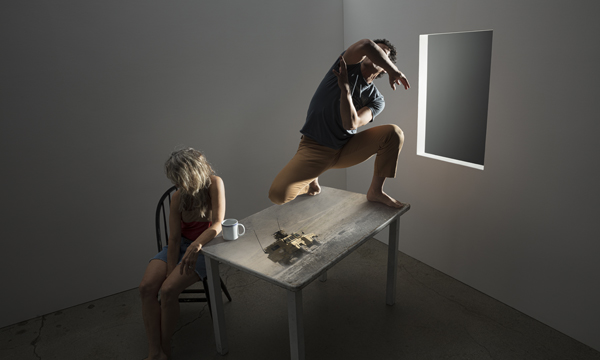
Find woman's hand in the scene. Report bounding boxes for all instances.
[179,242,202,276]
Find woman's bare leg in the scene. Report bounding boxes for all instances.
[139,260,168,360]
[159,264,201,358]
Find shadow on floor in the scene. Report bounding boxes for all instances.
[1,239,599,360]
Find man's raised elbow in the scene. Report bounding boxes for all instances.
[357,38,374,48]
[343,123,357,131]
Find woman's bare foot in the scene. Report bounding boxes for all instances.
[306,178,321,196]
[367,188,403,208]
[144,353,168,360]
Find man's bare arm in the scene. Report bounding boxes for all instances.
[333,56,374,131]
[343,39,410,90]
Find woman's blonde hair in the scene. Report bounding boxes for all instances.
[164,148,215,218]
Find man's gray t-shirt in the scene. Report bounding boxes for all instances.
[300,53,385,149]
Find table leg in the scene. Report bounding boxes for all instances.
[287,290,305,360]
[386,217,400,305]
[205,255,228,355]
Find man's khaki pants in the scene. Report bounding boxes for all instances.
[269,124,404,205]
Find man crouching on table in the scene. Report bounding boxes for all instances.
[269,38,410,208]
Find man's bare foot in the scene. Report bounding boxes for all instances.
[306,178,321,196]
[367,188,403,208]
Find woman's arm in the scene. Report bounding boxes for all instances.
[179,175,226,276]
[166,190,183,277]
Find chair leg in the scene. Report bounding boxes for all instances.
[220,278,232,302]
[202,278,213,319]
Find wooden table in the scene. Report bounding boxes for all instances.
[202,186,410,360]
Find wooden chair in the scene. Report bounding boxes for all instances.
[155,186,232,316]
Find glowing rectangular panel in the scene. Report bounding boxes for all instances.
[417,30,493,171]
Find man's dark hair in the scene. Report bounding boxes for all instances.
[373,38,397,79]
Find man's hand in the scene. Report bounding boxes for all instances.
[389,70,410,90]
[332,56,350,92]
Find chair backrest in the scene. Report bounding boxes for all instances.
[155,186,177,252]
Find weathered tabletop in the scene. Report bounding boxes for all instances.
[202,186,410,291]
[202,186,410,360]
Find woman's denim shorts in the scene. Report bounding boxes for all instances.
[150,237,207,280]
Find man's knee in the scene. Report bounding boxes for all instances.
[268,184,286,205]
[385,124,404,147]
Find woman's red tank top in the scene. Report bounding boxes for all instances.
[181,220,211,241]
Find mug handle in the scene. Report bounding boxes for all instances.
[238,224,246,236]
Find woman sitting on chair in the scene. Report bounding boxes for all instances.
[139,148,225,360]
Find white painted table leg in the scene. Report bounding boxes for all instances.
[287,290,305,360]
[319,271,327,282]
[205,255,228,355]
[386,217,400,305]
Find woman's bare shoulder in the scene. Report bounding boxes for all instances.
[209,175,224,189]
[170,188,182,207]
[171,188,182,199]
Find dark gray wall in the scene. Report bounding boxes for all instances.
[0,0,344,328]
[344,0,600,351]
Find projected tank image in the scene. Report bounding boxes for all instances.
[265,230,319,265]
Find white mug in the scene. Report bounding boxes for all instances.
[221,219,245,240]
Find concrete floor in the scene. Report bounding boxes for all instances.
[2,239,599,360]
